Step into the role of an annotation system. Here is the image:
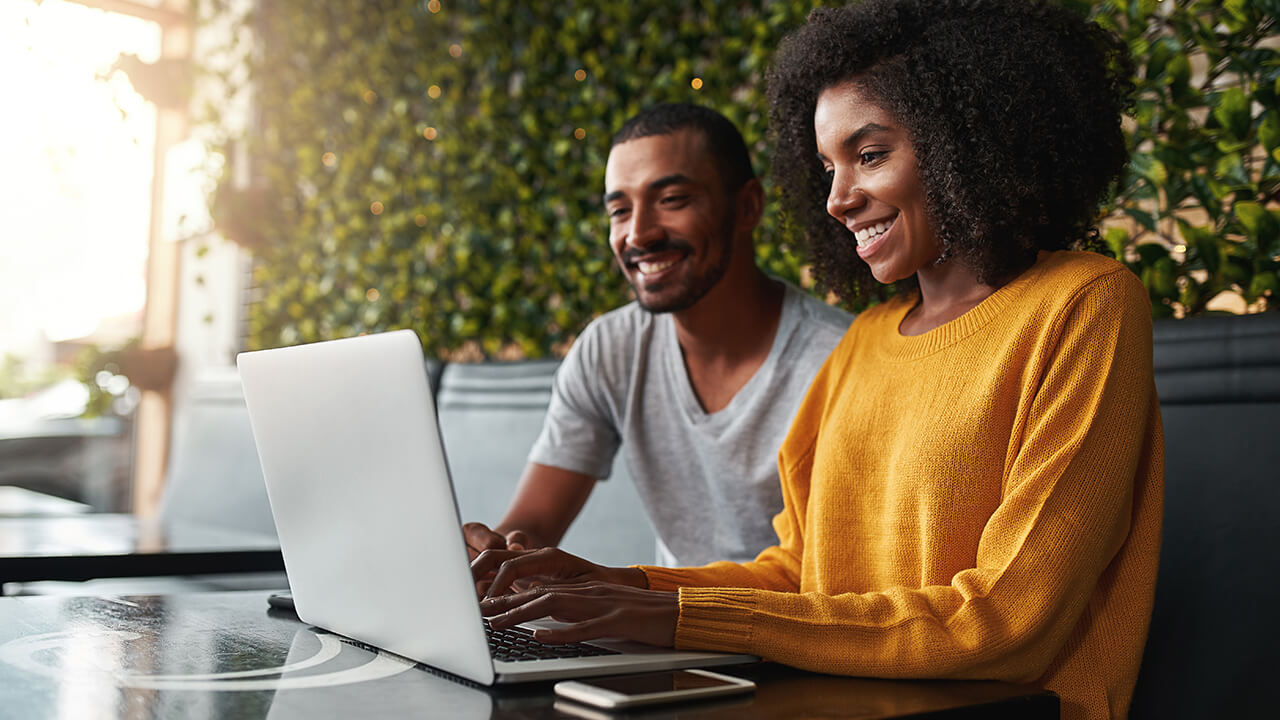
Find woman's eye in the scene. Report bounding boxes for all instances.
[860,150,888,165]
[822,168,835,182]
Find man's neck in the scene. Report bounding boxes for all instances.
[673,269,782,359]
[670,268,785,413]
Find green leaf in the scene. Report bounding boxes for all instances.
[1125,207,1157,232]
[1259,112,1280,153]
[1179,276,1202,312]
[1249,271,1279,300]
[1129,153,1169,186]
[1211,88,1252,142]
[1166,54,1191,100]
[1234,201,1280,252]
[1151,257,1178,298]
[1214,153,1251,187]
[1178,220,1220,275]
[1135,242,1170,266]
[1104,226,1130,258]
[1223,0,1251,24]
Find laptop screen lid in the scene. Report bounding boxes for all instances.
[237,330,496,684]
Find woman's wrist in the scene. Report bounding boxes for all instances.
[609,566,650,588]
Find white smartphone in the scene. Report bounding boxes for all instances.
[554,669,756,709]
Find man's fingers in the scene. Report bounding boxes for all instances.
[504,530,529,551]
[462,523,506,560]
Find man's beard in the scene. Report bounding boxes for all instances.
[626,230,733,314]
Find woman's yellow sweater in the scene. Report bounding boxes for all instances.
[640,251,1164,720]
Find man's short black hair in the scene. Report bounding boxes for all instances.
[612,103,757,191]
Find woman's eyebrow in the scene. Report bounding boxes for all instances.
[842,122,891,150]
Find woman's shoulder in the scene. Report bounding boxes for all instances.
[1020,250,1145,308]
[1036,250,1135,288]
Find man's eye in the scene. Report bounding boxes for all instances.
[661,195,689,205]
[608,207,630,218]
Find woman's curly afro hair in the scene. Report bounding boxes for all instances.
[767,0,1134,301]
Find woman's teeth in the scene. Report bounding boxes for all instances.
[855,220,892,248]
[637,258,678,274]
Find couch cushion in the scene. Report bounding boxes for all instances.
[1152,311,1280,404]
[436,361,657,567]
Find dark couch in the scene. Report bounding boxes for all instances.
[1129,311,1280,718]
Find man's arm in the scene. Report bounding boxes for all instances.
[463,462,596,557]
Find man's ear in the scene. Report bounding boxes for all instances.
[734,178,765,233]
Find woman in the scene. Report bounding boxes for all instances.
[473,2,1162,718]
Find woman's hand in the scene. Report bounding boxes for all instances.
[470,546,647,598]
[480,581,679,647]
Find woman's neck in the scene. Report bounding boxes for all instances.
[899,259,998,336]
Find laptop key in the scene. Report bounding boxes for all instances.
[485,623,620,663]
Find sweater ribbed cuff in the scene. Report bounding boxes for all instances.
[674,587,756,654]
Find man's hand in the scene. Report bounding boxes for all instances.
[480,581,678,647]
[462,522,531,561]
[470,547,647,598]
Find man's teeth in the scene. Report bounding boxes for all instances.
[855,220,892,248]
[637,258,678,274]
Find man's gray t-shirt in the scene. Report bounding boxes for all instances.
[528,282,852,567]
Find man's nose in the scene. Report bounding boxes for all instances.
[626,206,665,248]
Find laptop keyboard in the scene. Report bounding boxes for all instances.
[485,622,621,663]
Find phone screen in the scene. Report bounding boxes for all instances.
[576,670,739,696]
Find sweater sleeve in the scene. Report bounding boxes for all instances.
[656,270,1158,681]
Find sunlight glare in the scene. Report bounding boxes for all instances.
[0,0,160,357]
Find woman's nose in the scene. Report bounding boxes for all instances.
[826,174,868,220]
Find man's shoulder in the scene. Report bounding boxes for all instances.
[575,301,656,346]
[782,282,854,345]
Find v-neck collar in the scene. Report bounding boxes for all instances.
[662,283,801,426]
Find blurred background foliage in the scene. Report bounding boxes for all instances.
[1093,0,1280,317]
[200,0,1279,360]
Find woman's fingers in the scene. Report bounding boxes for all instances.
[480,547,600,598]
[479,582,678,647]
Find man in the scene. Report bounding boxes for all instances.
[464,104,851,567]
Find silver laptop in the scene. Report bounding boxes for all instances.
[237,329,756,684]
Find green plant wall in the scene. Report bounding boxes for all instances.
[221,0,827,359]
[206,0,1279,359]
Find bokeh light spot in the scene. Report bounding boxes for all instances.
[321,152,336,167]
[690,77,703,90]
[427,84,442,99]
[573,128,586,140]
[370,201,384,215]
[423,126,438,140]
[574,69,586,82]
